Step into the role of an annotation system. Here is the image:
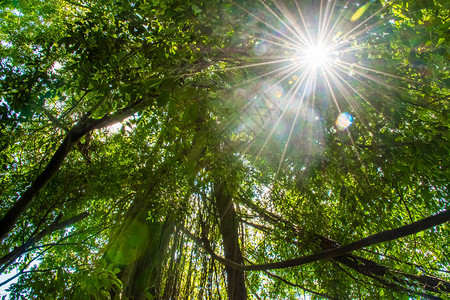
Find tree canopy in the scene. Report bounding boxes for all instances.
[0,0,449,299]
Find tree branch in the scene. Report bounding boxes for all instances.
[264,269,339,300]
[0,98,151,243]
[183,209,450,272]
[0,212,89,271]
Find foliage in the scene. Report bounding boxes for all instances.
[0,0,449,299]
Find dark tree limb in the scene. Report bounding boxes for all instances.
[0,98,150,243]
[362,248,450,274]
[242,200,450,298]
[184,209,450,272]
[334,255,443,299]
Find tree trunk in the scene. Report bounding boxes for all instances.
[214,181,247,300]
[105,205,174,300]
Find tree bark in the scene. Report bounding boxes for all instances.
[104,161,175,300]
[214,181,247,300]
[105,202,174,300]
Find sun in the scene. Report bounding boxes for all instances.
[289,40,334,70]
[302,43,331,68]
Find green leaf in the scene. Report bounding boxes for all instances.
[162,27,177,35]
[156,90,170,107]
[144,77,164,88]
[191,4,201,14]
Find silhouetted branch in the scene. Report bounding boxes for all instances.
[183,209,450,272]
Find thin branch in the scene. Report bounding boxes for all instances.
[24,243,78,253]
[362,248,450,274]
[0,266,63,287]
[60,90,91,119]
[0,212,89,271]
[0,254,42,287]
[265,269,339,300]
[43,108,68,131]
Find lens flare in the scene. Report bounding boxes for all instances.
[336,112,353,130]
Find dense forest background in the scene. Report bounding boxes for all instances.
[0,0,449,299]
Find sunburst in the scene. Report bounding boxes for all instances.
[221,0,404,174]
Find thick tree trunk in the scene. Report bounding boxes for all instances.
[119,220,174,300]
[214,181,247,300]
[105,195,175,300]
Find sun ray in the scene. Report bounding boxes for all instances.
[322,70,367,178]
[329,18,392,53]
[325,66,377,136]
[176,56,297,81]
[232,1,305,49]
[304,69,319,172]
[327,65,379,113]
[334,39,391,55]
[319,0,338,43]
[226,57,306,92]
[206,61,312,159]
[322,68,343,115]
[330,62,392,96]
[333,5,389,49]
[330,66,404,102]
[275,70,315,177]
[323,0,350,42]
[330,59,412,85]
[201,65,304,139]
[318,0,325,44]
[293,0,314,45]
[247,21,310,53]
[249,35,305,53]
[258,0,308,47]
[272,0,312,47]
[327,62,421,125]
[252,69,312,159]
